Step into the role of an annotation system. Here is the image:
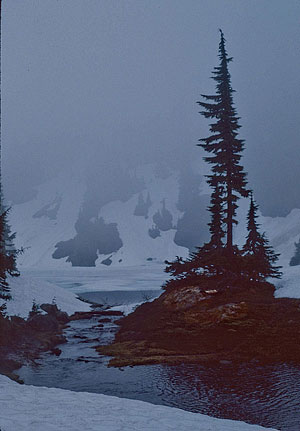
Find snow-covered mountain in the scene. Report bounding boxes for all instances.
[9,166,189,268]
[8,164,300,273]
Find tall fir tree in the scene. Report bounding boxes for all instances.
[243,194,281,280]
[164,31,281,291]
[197,30,248,253]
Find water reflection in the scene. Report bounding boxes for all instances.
[18,316,300,431]
[156,362,300,430]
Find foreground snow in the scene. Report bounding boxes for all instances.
[0,274,90,318]
[0,375,277,431]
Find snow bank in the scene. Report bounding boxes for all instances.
[110,302,141,315]
[0,274,90,318]
[273,266,300,299]
[0,375,277,431]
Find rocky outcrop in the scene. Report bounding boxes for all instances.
[97,280,300,367]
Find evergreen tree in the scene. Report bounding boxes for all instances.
[243,193,261,254]
[148,225,161,239]
[0,198,20,300]
[153,199,173,231]
[207,183,225,248]
[243,194,281,280]
[164,31,281,290]
[134,193,146,217]
[134,192,152,218]
[290,238,300,266]
[197,30,248,253]
[146,192,152,210]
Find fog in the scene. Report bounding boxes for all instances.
[2,0,300,216]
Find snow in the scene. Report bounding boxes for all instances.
[110,302,141,315]
[97,173,188,267]
[19,264,167,293]
[9,166,300,296]
[10,169,188,269]
[9,171,86,269]
[274,265,300,299]
[0,375,277,431]
[0,274,90,318]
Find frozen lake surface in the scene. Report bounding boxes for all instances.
[21,264,166,294]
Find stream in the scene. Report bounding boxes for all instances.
[17,268,300,431]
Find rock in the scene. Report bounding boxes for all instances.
[40,303,59,314]
[51,348,62,356]
[10,316,26,327]
[101,256,112,266]
[27,314,60,332]
[162,286,209,310]
[40,304,70,323]
[55,311,69,323]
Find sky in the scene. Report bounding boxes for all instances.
[2,0,300,216]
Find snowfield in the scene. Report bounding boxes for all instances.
[0,274,90,318]
[0,375,277,431]
[10,169,188,269]
[8,167,300,302]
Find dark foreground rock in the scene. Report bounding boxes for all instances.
[97,280,300,367]
[0,305,70,382]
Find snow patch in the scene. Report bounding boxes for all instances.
[0,375,277,431]
[0,274,90,318]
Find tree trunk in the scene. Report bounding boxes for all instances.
[226,185,233,253]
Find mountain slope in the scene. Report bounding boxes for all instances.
[8,166,300,278]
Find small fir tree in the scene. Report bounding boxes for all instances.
[29,299,41,318]
[134,192,152,218]
[242,195,281,280]
[146,192,152,210]
[289,238,300,266]
[242,194,261,254]
[0,194,20,299]
[153,199,173,231]
[148,225,161,239]
[134,193,147,217]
